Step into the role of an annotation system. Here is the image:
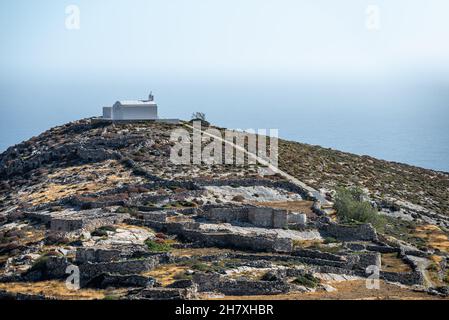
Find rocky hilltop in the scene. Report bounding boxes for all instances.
[0,118,448,300]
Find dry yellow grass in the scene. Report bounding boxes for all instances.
[22,160,142,205]
[170,247,234,258]
[381,253,412,273]
[292,239,323,248]
[208,280,447,300]
[0,281,108,300]
[227,269,266,281]
[116,223,154,233]
[430,255,443,264]
[413,224,449,253]
[144,264,189,286]
[2,227,46,248]
[26,183,86,205]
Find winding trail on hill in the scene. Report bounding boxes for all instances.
[183,122,331,206]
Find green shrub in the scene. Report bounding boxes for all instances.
[144,239,172,252]
[444,270,449,284]
[163,201,196,209]
[191,262,210,272]
[91,229,108,237]
[49,206,64,212]
[309,243,342,254]
[115,207,138,214]
[261,272,278,281]
[426,263,439,272]
[173,272,193,281]
[232,195,245,202]
[91,225,117,237]
[323,237,338,244]
[292,274,320,288]
[334,187,386,231]
[103,295,120,300]
[144,202,156,207]
[115,207,127,213]
[180,259,240,273]
[99,225,117,232]
[30,256,49,272]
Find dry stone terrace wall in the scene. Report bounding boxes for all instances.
[18,256,71,282]
[126,217,293,253]
[0,142,124,179]
[200,205,305,229]
[26,183,202,212]
[201,205,251,223]
[189,263,423,296]
[289,212,308,225]
[0,118,156,180]
[50,212,126,233]
[27,209,129,233]
[318,222,378,242]
[26,176,308,214]
[248,207,288,228]
[233,253,349,269]
[79,258,160,287]
[75,247,170,287]
[380,271,425,286]
[349,252,381,272]
[89,273,153,289]
[0,290,54,300]
[133,286,197,300]
[192,272,291,296]
[128,215,421,285]
[75,246,150,264]
[229,252,378,270]
[179,229,294,253]
[291,249,347,262]
[196,178,311,199]
[61,180,200,202]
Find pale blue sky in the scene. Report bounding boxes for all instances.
[1,0,449,78]
[1,1,449,171]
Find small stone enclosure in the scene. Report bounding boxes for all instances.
[201,205,307,229]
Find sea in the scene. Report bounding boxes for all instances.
[1,72,448,172]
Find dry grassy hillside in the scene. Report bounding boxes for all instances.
[278,140,449,216]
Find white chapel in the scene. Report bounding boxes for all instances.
[102,92,158,120]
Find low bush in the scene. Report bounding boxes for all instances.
[103,295,120,300]
[144,239,172,252]
[91,229,107,237]
[444,270,449,284]
[323,237,338,244]
[91,225,117,237]
[115,206,138,214]
[99,225,117,232]
[292,274,320,288]
[232,195,245,202]
[29,256,50,272]
[155,233,167,240]
[163,201,196,209]
[191,262,210,272]
[44,234,71,245]
[334,187,386,231]
[173,272,193,281]
[261,271,280,282]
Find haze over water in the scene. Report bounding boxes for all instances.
[1,1,449,172]
[1,72,448,172]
